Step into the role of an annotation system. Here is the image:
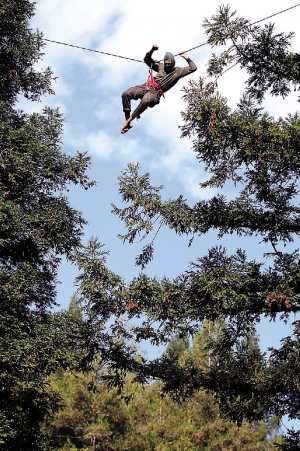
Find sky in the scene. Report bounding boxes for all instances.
[23,0,300,368]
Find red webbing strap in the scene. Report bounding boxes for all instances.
[145,69,165,98]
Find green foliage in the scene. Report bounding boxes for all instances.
[203,5,300,101]
[69,293,83,320]
[48,330,281,450]
[0,1,95,449]
[74,7,300,450]
[1,2,297,449]
[0,0,54,104]
[165,333,190,361]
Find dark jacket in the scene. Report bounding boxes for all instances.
[144,51,197,93]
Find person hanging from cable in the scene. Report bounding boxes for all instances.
[120,44,197,134]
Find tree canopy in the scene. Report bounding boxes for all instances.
[74,6,300,450]
[0,1,94,449]
[2,1,300,449]
[48,327,281,450]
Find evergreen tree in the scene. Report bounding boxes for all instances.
[165,333,190,361]
[75,7,300,449]
[48,328,281,450]
[68,292,83,320]
[0,1,94,449]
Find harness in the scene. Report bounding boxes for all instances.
[145,64,165,98]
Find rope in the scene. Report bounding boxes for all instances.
[44,3,300,63]
[251,3,300,26]
[173,42,207,57]
[176,3,300,56]
[213,3,300,78]
[43,39,144,63]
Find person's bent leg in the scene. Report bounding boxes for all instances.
[121,91,160,133]
[121,85,144,133]
[121,86,144,117]
[131,90,160,120]
[121,98,149,134]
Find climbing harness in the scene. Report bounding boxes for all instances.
[145,64,165,98]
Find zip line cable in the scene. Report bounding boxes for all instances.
[214,3,300,79]
[43,40,144,63]
[44,3,300,64]
[251,3,300,26]
[174,2,300,56]
[202,4,300,134]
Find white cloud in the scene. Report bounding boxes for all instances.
[79,129,148,162]
[178,166,218,200]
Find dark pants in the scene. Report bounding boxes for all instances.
[122,84,161,119]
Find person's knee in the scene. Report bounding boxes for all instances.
[122,90,129,101]
[140,94,155,107]
[149,98,160,108]
[142,92,160,107]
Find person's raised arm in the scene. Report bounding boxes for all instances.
[144,44,160,71]
[179,50,197,72]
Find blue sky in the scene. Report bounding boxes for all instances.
[23,0,300,370]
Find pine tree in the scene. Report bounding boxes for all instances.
[0,1,94,449]
[48,328,281,450]
[165,333,190,361]
[68,292,83,320]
